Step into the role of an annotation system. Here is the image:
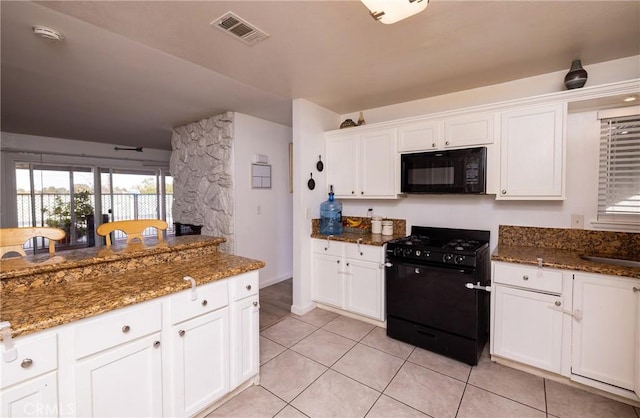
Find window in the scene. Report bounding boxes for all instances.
[597,112,640,225]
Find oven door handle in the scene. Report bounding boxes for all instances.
[465,282,491,292]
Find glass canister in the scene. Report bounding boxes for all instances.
[371,216,382,234]
[381,220,393,236]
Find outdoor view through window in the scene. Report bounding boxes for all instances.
[15,163,173,253]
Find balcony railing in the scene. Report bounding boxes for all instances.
[17,193,174,250]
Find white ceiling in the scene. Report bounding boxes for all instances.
[2,1,639,151]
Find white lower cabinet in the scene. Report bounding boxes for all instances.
[0,271,261,418]
[75,333,163,417]
[172,309,230,417]
[311,239,384,321]
[0,331,59,418]
[493,285,563,373]
[492,261,640,402]
[571,273,640,395]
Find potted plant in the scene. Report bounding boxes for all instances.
[44,191,94,243]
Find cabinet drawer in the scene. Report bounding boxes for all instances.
[234,271,259,301]
[1,333,57,389]
[345,243,383,263]
[171,279,228,324]
[493,263,562,294]
[312,239,344,257]
[75,302,162,359]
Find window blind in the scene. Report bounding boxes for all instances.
[598,114,640,223]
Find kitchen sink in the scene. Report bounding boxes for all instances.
[580,255,640,268]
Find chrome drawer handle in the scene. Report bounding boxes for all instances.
[522,275,529,281]
[122,325,131,333]
[178,330,185,337]
[253,301,258,307]
[246,284,252,291]
[201,299,208,306]
[153,341,161,348]
[501,190,507,195]
[555,301,561,306]
[633,287,639,293]
[21,358,33,368]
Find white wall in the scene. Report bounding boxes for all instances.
[291,56,640,312]
[233,113,293,288]
[291,99,340,315]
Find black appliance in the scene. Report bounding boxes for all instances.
[385,226,491,365]
[401,147,486,194]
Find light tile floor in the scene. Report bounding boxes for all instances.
[210,308,640,418]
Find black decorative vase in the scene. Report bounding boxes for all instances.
[564,59,588,90]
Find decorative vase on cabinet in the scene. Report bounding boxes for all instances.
[564,59,588,90]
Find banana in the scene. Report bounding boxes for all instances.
[346,218,362,227]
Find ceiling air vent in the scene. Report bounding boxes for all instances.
[212,12,269,46]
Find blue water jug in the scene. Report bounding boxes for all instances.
[320,185,343,235]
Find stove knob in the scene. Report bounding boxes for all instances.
[393,247,403,257]
[415,250,421,257]
[455,255,465,264]
[443,254,453,263]
[403,248,413,257]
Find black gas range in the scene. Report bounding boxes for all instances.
[385,226,491,365]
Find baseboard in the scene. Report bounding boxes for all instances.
[290,302,316,316]
[259,274,292,289]
[314,303,387,328]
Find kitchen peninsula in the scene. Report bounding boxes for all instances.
[0,235,265,417]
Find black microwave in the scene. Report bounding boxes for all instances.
[401,147,487,194]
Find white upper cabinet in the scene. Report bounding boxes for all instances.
[498,102,566,199]
[326,128,397,199]
[398,112,497,153]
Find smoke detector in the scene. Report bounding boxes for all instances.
[33,26,64,41]
[211,12,269,46]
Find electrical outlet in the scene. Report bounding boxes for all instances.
[571,214,584,229]
[305,208,310,219]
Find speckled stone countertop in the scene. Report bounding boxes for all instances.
[1,236,265,338]
[310,217,406,246]
[492,225,640,280]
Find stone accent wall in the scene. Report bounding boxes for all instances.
[170,112,234,253]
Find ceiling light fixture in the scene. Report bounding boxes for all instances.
[623,96,637,102]
[361,0,428,24]
[33,25,64,42]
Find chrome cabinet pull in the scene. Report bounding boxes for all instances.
[501,190,507,195]
[201,299,208,306]
[522,275,529,281]
[246,284,252,291]
[20,358,33,368]
[153,341,161,348]
[432,143,436,148]
[555,300,561,306]
[633,287,639,293]
[122,325,131,333]
[253,301,258,307]
[445,141,450,146]
[178,330,185,337]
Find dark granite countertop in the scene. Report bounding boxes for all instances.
[492,225,640,280]
[310,217,406,246]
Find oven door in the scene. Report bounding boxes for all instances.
[386,259,480,338]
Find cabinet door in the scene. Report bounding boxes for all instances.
[398,121,443,152]
[360,129,397,197]
[572,274,639,391]
[231,295,259,389]
[173,308,230,417]
[1,373,58,418]
[311,253,343,308]
[345,259,383,320]
[499,103,565,199]
[326,134,357,197]
[445,112,496,148]
[493,285,563,373]
[75,333,163,417]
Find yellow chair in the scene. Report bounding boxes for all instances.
[96,219,168,247]
[0,227,66,258]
